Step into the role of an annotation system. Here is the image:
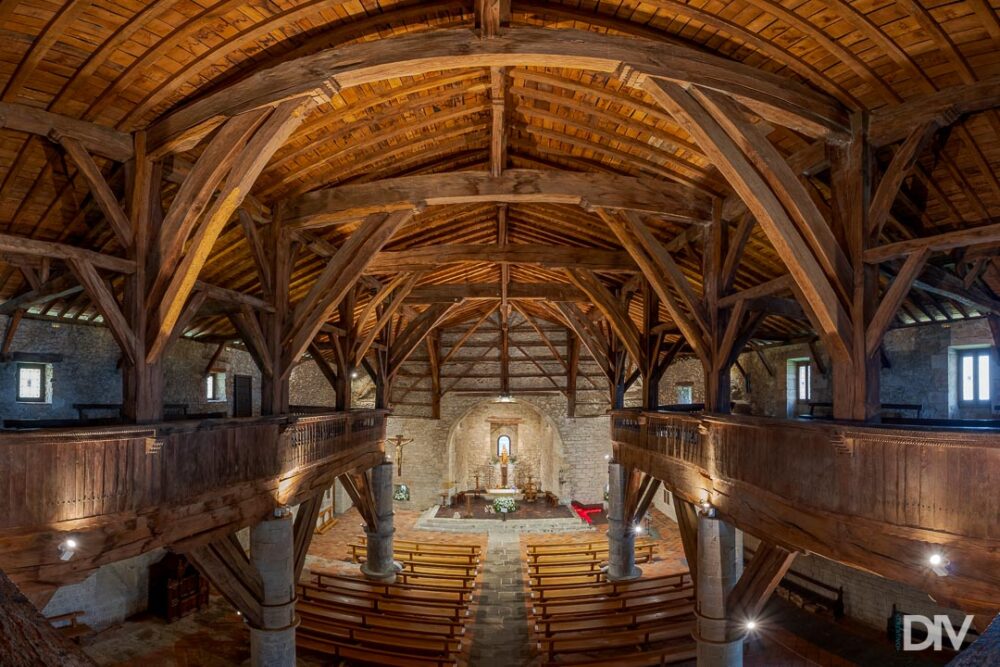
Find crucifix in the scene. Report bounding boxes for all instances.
[386,434,414,477]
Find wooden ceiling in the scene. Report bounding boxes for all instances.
[0,0,998,356]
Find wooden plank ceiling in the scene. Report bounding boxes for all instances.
[0,0,997,381]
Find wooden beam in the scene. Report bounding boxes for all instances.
[307,343,339,392]
[866,248,930,358]
[0,274,82,315]
[283,169,713,229]
[147,27,846,152]
[566,269,644,370]
[229,306,274,378]
[441,304,500,365]
[406,282,586,303]
[555,302,612,382]
[285,210,415,373]
[0,233,133,274]
[864,220,1000,264]
[567,331,579,417]
[239,209,272,298]
[293,494,323,582]
[728,542,797,621]
[599,210,709,364]
[1,310,23,361]
[185,534,264,629]
[645,79,851,363]
[66,259,138,366]
[721,213,755,294]
[0,101,133,161]
[354,274,419,366]
[54,135,133,248]
[389,303,457,372]
[868,121,940,242]
[148,100,310,364]
[367,244,637,273]
[673,493,699,585]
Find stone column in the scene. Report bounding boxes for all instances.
[361,461,399,582]
[249,507,297,667]
[606,461,641,581]
[695,508,743,666]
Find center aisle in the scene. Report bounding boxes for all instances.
[468,530,533,666]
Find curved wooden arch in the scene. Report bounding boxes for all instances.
[148,26,848,152]
[282,169,714,228]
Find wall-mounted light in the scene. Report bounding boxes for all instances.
[58,538,78,561]
[928,552,950,576]
[634,524,644,534]
[745,620,758,631]
[351,370,359,379]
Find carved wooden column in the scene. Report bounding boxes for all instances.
[606,461,641,581]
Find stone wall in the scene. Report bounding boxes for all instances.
[388,392,612,511]
[0,314,355,420]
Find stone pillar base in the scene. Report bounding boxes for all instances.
[250,625,297,667]
[606,564,642,582]
[360,559,402,583]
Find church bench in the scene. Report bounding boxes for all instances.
[315,506,337,534]
[528,542,656,563]
[361,536,482,556]
[298,600,466,639]
[528,557,606,573]
[539,642,697,666]
[300,581,469,612]
[349,543,480,566]
[526,538,655,554]
[530,572,691,601]
[536,619,695,661]
[528,546,655,567]
[308,575,473,608]
[528,570,608,586]
[394,570,478,589]
[298,584,469,621]
[298,616,463,657]
[354,552,480,577]
[312,570,475,602]
[533,601,695,637]
[46,611,91,642]
[297,632,458,667]
[532,588,695,619]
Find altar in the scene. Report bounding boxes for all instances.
[484,488,523,501]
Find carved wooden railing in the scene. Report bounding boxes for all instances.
[611,410,1000,618]
[0,410,386,533]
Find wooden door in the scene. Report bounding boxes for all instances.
[233,375,253,418]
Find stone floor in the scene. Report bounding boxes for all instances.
[80,506,961,666]
[434,497,576,520]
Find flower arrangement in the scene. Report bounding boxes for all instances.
[493,497,517,514]
[393,484,410,501]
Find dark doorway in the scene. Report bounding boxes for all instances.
[233,375,253,418]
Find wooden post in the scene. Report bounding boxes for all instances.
[829,113,880,421]
[123,132,163,423]
[261,220,292,415]
[641,281,660,410]
[566,330,579,417]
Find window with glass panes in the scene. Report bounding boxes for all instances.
[17,363,46,402]
[796,361,811,402]
[958,349,991,405]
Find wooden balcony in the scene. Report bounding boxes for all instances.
[0,410,387,597]
[611,410,1000,619]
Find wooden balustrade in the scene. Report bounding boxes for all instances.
[0,411,387,596]
[611,410,1000,620]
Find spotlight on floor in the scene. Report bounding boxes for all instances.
[58,538,78,561]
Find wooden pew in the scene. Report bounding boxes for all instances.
[532,586,694,618]
[298,584,469,622]
[536,619,695,661]
[310,573,473,607]
[349,543,480,566]
[298,631,458,667]
[313,570,475,601]
[527,540,656,563]
[361,535,482,556]
[298,616,462,656]
[298,600,466,639]
[354,552,479,577]
[540,643,697,666]
[531,572,691,602]
[533,600,695,637]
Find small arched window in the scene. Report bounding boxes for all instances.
[497,434,511,458]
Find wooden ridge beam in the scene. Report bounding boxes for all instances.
[0,233,133,274]
[405,282,586,303]
[282,170,714,228]
[0,274,82,315]
[367,244,637,273]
